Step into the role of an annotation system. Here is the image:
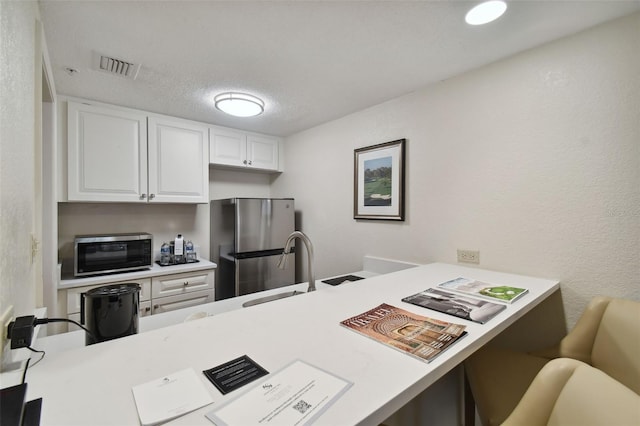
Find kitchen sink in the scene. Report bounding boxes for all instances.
[242,290,306,307]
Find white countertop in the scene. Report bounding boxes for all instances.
[20,263,559,426]
[58,259,218,290]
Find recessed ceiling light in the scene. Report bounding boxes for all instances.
[465,0,507,25]
[214,92,264,117]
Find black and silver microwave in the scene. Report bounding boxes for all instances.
[74,233,153,277]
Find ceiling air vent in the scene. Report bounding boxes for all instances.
[93,52,141,80]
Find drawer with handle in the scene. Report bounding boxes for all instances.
[151,290,213,315]
[151,270,213,298]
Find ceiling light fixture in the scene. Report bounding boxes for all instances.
[214,92,264,117]
[465,0,507,25]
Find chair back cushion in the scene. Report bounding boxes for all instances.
[503,358,640,426]
[591,298,640,394]
[547,360,640,426]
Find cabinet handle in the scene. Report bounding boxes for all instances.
[145,306,151,312]
[183,281,189,286]
[153,305,159,310]
[149,193,156,200]
[140,193,147,199]
[248,160,252,165]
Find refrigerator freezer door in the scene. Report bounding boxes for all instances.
[235,198,295,253]
[235,254,295,296]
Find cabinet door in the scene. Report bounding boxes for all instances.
[148,117,209,203]
[140,301,152,317]
[152,270,214,298]
[246,134,280,171]
[151,289,213,315]
[209,126,247,167]
[67,102,148,202]
[66,285,95,316]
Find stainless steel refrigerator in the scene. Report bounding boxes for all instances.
[210,198,295,300]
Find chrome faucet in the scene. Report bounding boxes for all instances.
[277,231,316,292]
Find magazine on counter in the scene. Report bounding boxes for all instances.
[437,277,528,304]
[340,303,466,363]
[402,288,506,324]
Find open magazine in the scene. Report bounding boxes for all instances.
[340,303,466,363]
[437,277,528,304]
[402,287,506,324]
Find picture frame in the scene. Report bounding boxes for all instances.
[354,139,406,221]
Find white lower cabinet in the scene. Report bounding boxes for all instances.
[62,269,214,331]
[151,270,212,298]
[140,301,152,317]
[151,290,213,315]
[150,269,215,314]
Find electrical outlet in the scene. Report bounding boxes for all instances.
[0,305,15,366]
[457,249,480,264]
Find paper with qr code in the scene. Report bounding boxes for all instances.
[206,359,352,425]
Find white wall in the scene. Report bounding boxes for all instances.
[209,168,274,201]
[0,1,40,319]
[272,13,640,343]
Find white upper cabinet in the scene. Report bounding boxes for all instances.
[66,101,209,203]
[210,125,281,172]
[148,116,209,203]
[247,134,280,170]
[209,127,247,168]
[67,102,148,202]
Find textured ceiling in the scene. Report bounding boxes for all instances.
[39,1,640,137]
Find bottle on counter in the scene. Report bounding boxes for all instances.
[185,240,196,263]
[174,234,184,264]
[160,242,171,266]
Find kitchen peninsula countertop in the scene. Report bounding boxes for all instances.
[40,270,379,355]
[21,263,559,425]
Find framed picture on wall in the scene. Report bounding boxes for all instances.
[354,139,406,221]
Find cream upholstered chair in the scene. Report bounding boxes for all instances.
[464,296,640,426]
[502,358,640,426]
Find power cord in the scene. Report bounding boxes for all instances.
[33,317,96,341]
[7,316,97,349]
[21,347,46,383]
[21,358,31,384]
[7,317,90,383]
